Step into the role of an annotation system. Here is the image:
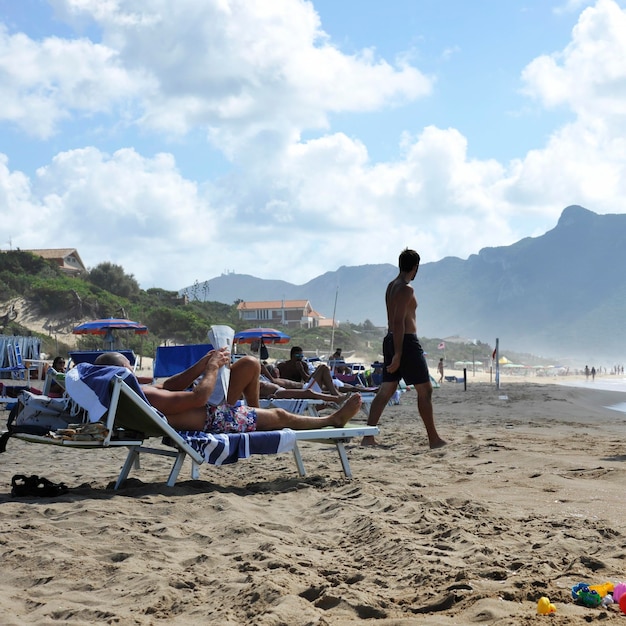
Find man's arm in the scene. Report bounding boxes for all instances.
[144,349,229,415]
[161,348,228,391]
[296,361,311,382]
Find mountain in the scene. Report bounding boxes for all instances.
[182,206,626,361]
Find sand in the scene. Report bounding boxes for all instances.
[1,376,626,624]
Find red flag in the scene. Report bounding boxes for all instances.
[492,348,497,360]
[438,342,445,350]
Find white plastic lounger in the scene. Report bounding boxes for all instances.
[11,374,205,490]
[9,372,376,487]
[291,424,379,479]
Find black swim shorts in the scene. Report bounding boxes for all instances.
[382,333,431,386]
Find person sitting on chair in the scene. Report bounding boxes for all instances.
[276,347,344,394]
[46,356,66,397]
[259,378,351,405]
[94,350,362,433]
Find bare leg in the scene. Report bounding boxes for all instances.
[361,381,398,445]
[255,394,362,430]
[227,356,261,407]
[311,365,340,395]
[273,388,350,403]
[415,381,446,449]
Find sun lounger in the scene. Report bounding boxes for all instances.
[6,368,297,489]
[290,424,379,479]
[258,397,379,477]
[6,364,376,487]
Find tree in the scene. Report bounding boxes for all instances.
[88,262,140,300]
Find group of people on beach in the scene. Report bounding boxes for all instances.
[70,248,447,449]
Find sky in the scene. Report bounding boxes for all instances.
[1,0,626,291]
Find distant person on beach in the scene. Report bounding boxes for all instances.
[259,378,350,405]
[260,361,339,393]
[94,351,361,433]
[361,248,446,449]
[275,349,373,394]
[437,358,444,384]
[276,347,341,393]
[330,348,349,374]
[45,356,66,396]
[591,366,596,381]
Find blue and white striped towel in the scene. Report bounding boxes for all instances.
[178,429,296,465]
[65,363,148,422]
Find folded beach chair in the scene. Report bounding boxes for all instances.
[4,365,296,489]
[0,343,36,382]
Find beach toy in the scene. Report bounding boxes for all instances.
[589,581,614,597]
[613,582,626,602]
[602,593,613,608]
[537,596,556,614]
[620,593,626,614]
[571,582,602,607]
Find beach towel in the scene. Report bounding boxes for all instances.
[65,363,154,423]
[177,429,296,465]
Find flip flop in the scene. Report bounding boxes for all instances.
[11,474,68,498]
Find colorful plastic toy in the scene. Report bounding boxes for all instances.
[571,582,602,608]
[537,596,556,614]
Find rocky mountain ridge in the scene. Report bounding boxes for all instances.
[183,206,626,362]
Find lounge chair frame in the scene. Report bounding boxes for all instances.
[11,372,379,487]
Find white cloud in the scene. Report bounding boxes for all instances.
[523,0,626,122]
[510,0,626,215]
[553,0,595,15]
[3,0,626,291]
[0,25,146,138]
[46,0,432,156]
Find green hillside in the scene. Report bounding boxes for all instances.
[0,250,543,369]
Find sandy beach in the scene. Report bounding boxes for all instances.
[2,375,626,624]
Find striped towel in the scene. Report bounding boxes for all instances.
[177,429,296,465]
[65,363,149,422]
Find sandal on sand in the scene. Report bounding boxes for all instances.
[11,474,68,498]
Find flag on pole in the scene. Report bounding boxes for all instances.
[438,342,445,350]
[492,347,497,360]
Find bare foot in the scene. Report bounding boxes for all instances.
[429,438,447,449]
[360,435,379,446]
[329,394,362,427]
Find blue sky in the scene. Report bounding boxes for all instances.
[1,0,624,291]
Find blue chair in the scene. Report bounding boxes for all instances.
[68,350,138,371]
[153,344,213,378]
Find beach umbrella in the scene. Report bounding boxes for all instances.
[233,327,290,344]
[72,318,148,350]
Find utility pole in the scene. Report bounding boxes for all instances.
[329,286,339,355]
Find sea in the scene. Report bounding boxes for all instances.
[558,377,626,414]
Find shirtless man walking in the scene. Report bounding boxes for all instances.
[361,248,446,448]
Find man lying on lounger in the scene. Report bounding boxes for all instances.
[94,350,361,433]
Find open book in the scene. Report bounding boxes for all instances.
[206,325,235,406]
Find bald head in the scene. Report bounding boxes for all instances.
[94,352,132,369]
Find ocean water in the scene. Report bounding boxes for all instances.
[558,377,626,413]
